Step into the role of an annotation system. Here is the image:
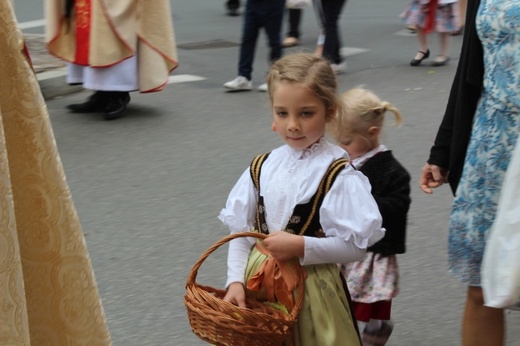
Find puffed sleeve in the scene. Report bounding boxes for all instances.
[218,168,257,233]
[218,168,258,287]
[319,166,385,249]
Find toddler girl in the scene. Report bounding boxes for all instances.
[329,87,411,346]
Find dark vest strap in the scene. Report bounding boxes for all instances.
[250,153,270,191]
[298,158,348,236]
[249,153,270,233]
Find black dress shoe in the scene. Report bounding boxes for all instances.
[104,92,130,120]
[410,49,430,66]
[67,91,110,112]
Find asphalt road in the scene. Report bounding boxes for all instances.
[15,0,520,345]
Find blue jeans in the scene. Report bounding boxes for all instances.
[238,0,285,81]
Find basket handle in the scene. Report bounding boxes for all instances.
[186,231,268,287]
[187,231,305,321]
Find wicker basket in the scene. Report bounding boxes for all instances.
[184,232,305,346]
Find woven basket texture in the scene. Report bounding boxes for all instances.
[185,232,304,346]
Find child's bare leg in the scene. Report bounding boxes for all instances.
[413,27,428,60]
[438,32,450,58]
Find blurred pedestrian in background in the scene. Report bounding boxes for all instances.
[282,0,311,48]
[330,87,411,346]
[313,0,348,74]
[45,1,178,120]
[1,1,111,344]
[224,0,285,92]
[420,0,520,344]
[403,0,459,67]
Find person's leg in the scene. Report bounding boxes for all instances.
[238,0,261,80]
[263,0,285,64]
[283,8,302,47]
[435,32,450,61]
[462,286,505,346]
[432,3,453,65]
[452,0,466,35]
[311,0,326,55]
[287,8,302,39]
[320,0,347,65]
[410,27,430,65]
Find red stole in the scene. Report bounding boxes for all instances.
[74,0,91,65]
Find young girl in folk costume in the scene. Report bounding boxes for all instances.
[218,53,385,345]
[329,87,411,346]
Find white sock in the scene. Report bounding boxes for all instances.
[365,319,383,332]
[357,320,366,332]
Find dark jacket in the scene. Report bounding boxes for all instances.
[357,151,411,256]
[427,0,484,195]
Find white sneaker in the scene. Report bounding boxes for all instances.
[257,83,268,92]
[331,61,347,75]
[224,76,252,91]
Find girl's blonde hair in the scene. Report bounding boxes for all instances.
[328,87,402,143]
[266,53,345,120]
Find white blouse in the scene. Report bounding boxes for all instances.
[218,138,385,287]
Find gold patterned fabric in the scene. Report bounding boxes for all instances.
[0,2,111,345]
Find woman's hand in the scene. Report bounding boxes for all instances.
[223,282,246,308]
[420,163,449,194]
[263,231,304,261]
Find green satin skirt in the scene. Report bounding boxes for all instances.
[245,247,361,346]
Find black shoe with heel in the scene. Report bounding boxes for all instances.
[410,49,430,66]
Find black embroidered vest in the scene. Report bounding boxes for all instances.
[249,153,348,238]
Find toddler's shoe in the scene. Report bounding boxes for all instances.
[224,76,252,91]
[361,320,394,346]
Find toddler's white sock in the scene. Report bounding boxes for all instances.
[364,319,383,332]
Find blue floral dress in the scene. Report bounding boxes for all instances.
[448,0,520,286]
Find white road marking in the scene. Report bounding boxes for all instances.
[340,47,370,57]
[167,75,206,84]
[18,19,45,29]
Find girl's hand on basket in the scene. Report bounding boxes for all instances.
[223,282,247,308]
[263,231,304,261]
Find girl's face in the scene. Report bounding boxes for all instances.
[271,81,334,150]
